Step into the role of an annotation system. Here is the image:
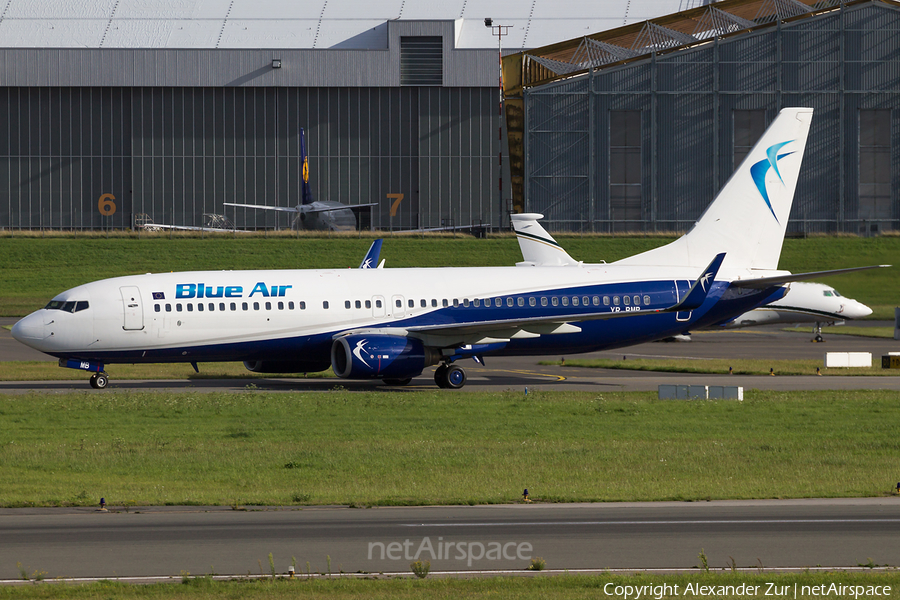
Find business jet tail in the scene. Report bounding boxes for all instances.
[616,107,813,271]
[511,213,579,266]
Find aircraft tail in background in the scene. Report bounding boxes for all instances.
[511,213,579,266]
[616,107,813,272]
[301,127,314,206]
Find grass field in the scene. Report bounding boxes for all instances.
[3,572,900,599]
[0,234,897,317]
[1,390,897,508]
[543,357,896,376]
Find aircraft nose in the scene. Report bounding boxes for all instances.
[11,314,43,342]
[849,300,873,319]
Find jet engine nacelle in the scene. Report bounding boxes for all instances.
[243,359,331,373]
[331,334,436,380]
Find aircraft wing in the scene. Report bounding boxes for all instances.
[301,203,379,215]
[341,253,727,348]
[397,223,491,234]
[139,223,250,233]
[224,202,299,213]
[730,264,891,289]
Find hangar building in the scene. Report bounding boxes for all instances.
[504,0,899,235]
[1,0,896,235]
[0,0,693,232]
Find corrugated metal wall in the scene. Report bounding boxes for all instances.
[524,2,900,234]
[0,86,498,231]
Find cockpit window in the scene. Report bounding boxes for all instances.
[832,290,841,297]
[823,291,833,297]
[45,300,89,313]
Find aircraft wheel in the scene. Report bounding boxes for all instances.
[90,373,109,389]
[434,364,449,388]
[445,365,467,389]
[383,377,412,386]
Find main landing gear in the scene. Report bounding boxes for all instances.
[434,363,467,389]
[89,372,109,389]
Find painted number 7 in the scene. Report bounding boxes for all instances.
[387,193,404,217]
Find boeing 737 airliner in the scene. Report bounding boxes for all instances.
[10,108,886,389]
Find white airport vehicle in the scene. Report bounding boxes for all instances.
[11,108,887,389]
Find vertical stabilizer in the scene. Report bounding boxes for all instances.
[512,213,579,266]
[615,107,813,271]
[301,127,314,205]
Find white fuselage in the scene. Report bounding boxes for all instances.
[718,282,872,328]
[11,263,781,366]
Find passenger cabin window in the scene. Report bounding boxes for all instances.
[345,301,352,309]
[266,302,272,310]
[299,301,306,310]
[421,299,427,308]
[198,303,204,312]
[365,300,371,309]
[409,299,415,308]
[375,300,382,308]
[278,302,284,310]
[495,298,502,307]
[323,301,329,309]
[355,300,362,309]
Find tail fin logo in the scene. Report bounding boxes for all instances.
[750,140,795,223]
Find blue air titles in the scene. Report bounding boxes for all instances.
[175,282,292,299]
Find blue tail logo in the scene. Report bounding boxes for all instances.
[750,140,795,223]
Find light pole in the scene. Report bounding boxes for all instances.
[485,18,510,231]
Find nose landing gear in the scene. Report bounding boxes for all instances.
[89,372,109,389]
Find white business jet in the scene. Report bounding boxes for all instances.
[12,108,887,389]
[717,281,872,341]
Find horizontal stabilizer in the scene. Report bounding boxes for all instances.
[730,264,891,289]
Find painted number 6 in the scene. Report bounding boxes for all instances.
[98,193,117,216]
